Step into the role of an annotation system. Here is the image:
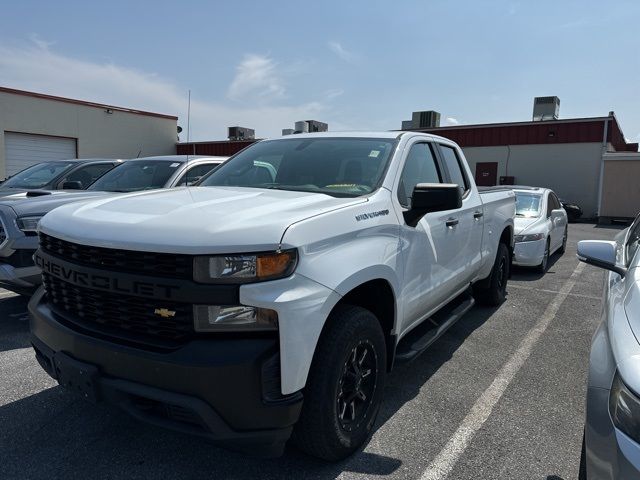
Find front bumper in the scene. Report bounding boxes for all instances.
[0,249,40,293]
[513,238,546,266]
[28,288,303,455]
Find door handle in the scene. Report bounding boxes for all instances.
[446,218,459,228]
[473,211,484,219]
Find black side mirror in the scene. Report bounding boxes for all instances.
[62,181,83,190]
[403,183,462,227]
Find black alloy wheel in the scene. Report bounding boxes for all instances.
[337,340,378,433]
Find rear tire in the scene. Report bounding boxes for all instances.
[474,243,510,306]
[537,239,550,273]
[292,305,387,461]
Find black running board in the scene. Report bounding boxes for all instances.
[395,291,475,364]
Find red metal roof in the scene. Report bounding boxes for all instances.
[414,116,637,152]
[0,86,178,120]
[176,139,257,156]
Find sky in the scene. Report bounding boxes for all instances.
[0,0,638,142]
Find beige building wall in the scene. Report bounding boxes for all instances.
[600,155,640,218]
[0,90,178,178]
[461,143,604,217]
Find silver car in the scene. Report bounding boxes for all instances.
[0,155,227,294]
[578,215,640,478]
[513,186,568,272]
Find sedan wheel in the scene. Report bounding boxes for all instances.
[559,227,568,254]
[537,239,549,273]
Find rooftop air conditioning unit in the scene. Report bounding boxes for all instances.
[411,110,441,128]
[228,126,255,141]
[532,96,560,121]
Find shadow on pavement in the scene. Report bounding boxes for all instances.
[0,294,31,352]
[510,252,562,282]
[0,302,498,479]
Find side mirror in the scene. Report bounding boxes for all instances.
[577,240,626,277]
[404,183,462,227]
[62,181,83,190]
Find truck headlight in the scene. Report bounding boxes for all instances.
[193,250,297,284]
[16,215,43,233]
[193,305,278,332]
[610,372,640,443]
[515,233,545,243]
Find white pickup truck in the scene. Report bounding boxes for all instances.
[29,132,515,460]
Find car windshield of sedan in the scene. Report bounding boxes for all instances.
[199,137,397,197]
[88,160,183,192]
[515,193,542,217]
[1,161,75,189]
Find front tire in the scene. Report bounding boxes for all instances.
[559,227,568,254]
[292,305,387,461]
[579,430,587,480]
[537,239,550,273]
[474,242,510,306]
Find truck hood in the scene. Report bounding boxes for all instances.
[39,186,367,254]
[0,191,110,217]
[514,216,542,234]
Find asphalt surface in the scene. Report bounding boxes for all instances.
[0,223,624,479]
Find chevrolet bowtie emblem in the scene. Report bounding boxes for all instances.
[154,308,176,318]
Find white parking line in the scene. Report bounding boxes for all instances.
[508,283,601,301]
[420,261,586,480]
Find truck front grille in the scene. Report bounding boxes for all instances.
[42,272,194,348]
[39,233,193,280]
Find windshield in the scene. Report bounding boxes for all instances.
[1,161,75,189]
[515,192,542,217]
[199,137,397,197]
[88,160,183,192]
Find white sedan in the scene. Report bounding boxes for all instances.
[512,187,568,272]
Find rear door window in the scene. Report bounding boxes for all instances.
[438,145,469,193]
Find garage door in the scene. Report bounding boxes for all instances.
[4,132,77,176]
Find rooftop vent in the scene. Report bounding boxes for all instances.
[532,96,560,121]
[228,126,255,141]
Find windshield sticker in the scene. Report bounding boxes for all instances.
[170,163,180,168]
[369,150,380,158]
[355,209,389,222]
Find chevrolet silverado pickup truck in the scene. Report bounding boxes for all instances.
[29,132,515,460]
[0,155,226,294]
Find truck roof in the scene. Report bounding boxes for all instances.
[261,131,453,142]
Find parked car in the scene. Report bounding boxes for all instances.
[559,198,583,222]
[512,186,568,272]
[29,132,515,460]
[0,159,122,196]
[0,155,226,294]
[577,213,640,479]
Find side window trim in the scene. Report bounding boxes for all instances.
[625,217,640,266]
[434,143,470,195]
[396,141,444,207]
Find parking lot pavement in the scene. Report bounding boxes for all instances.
[0,223,624,479]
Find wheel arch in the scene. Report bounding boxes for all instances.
[330,276,398,372]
